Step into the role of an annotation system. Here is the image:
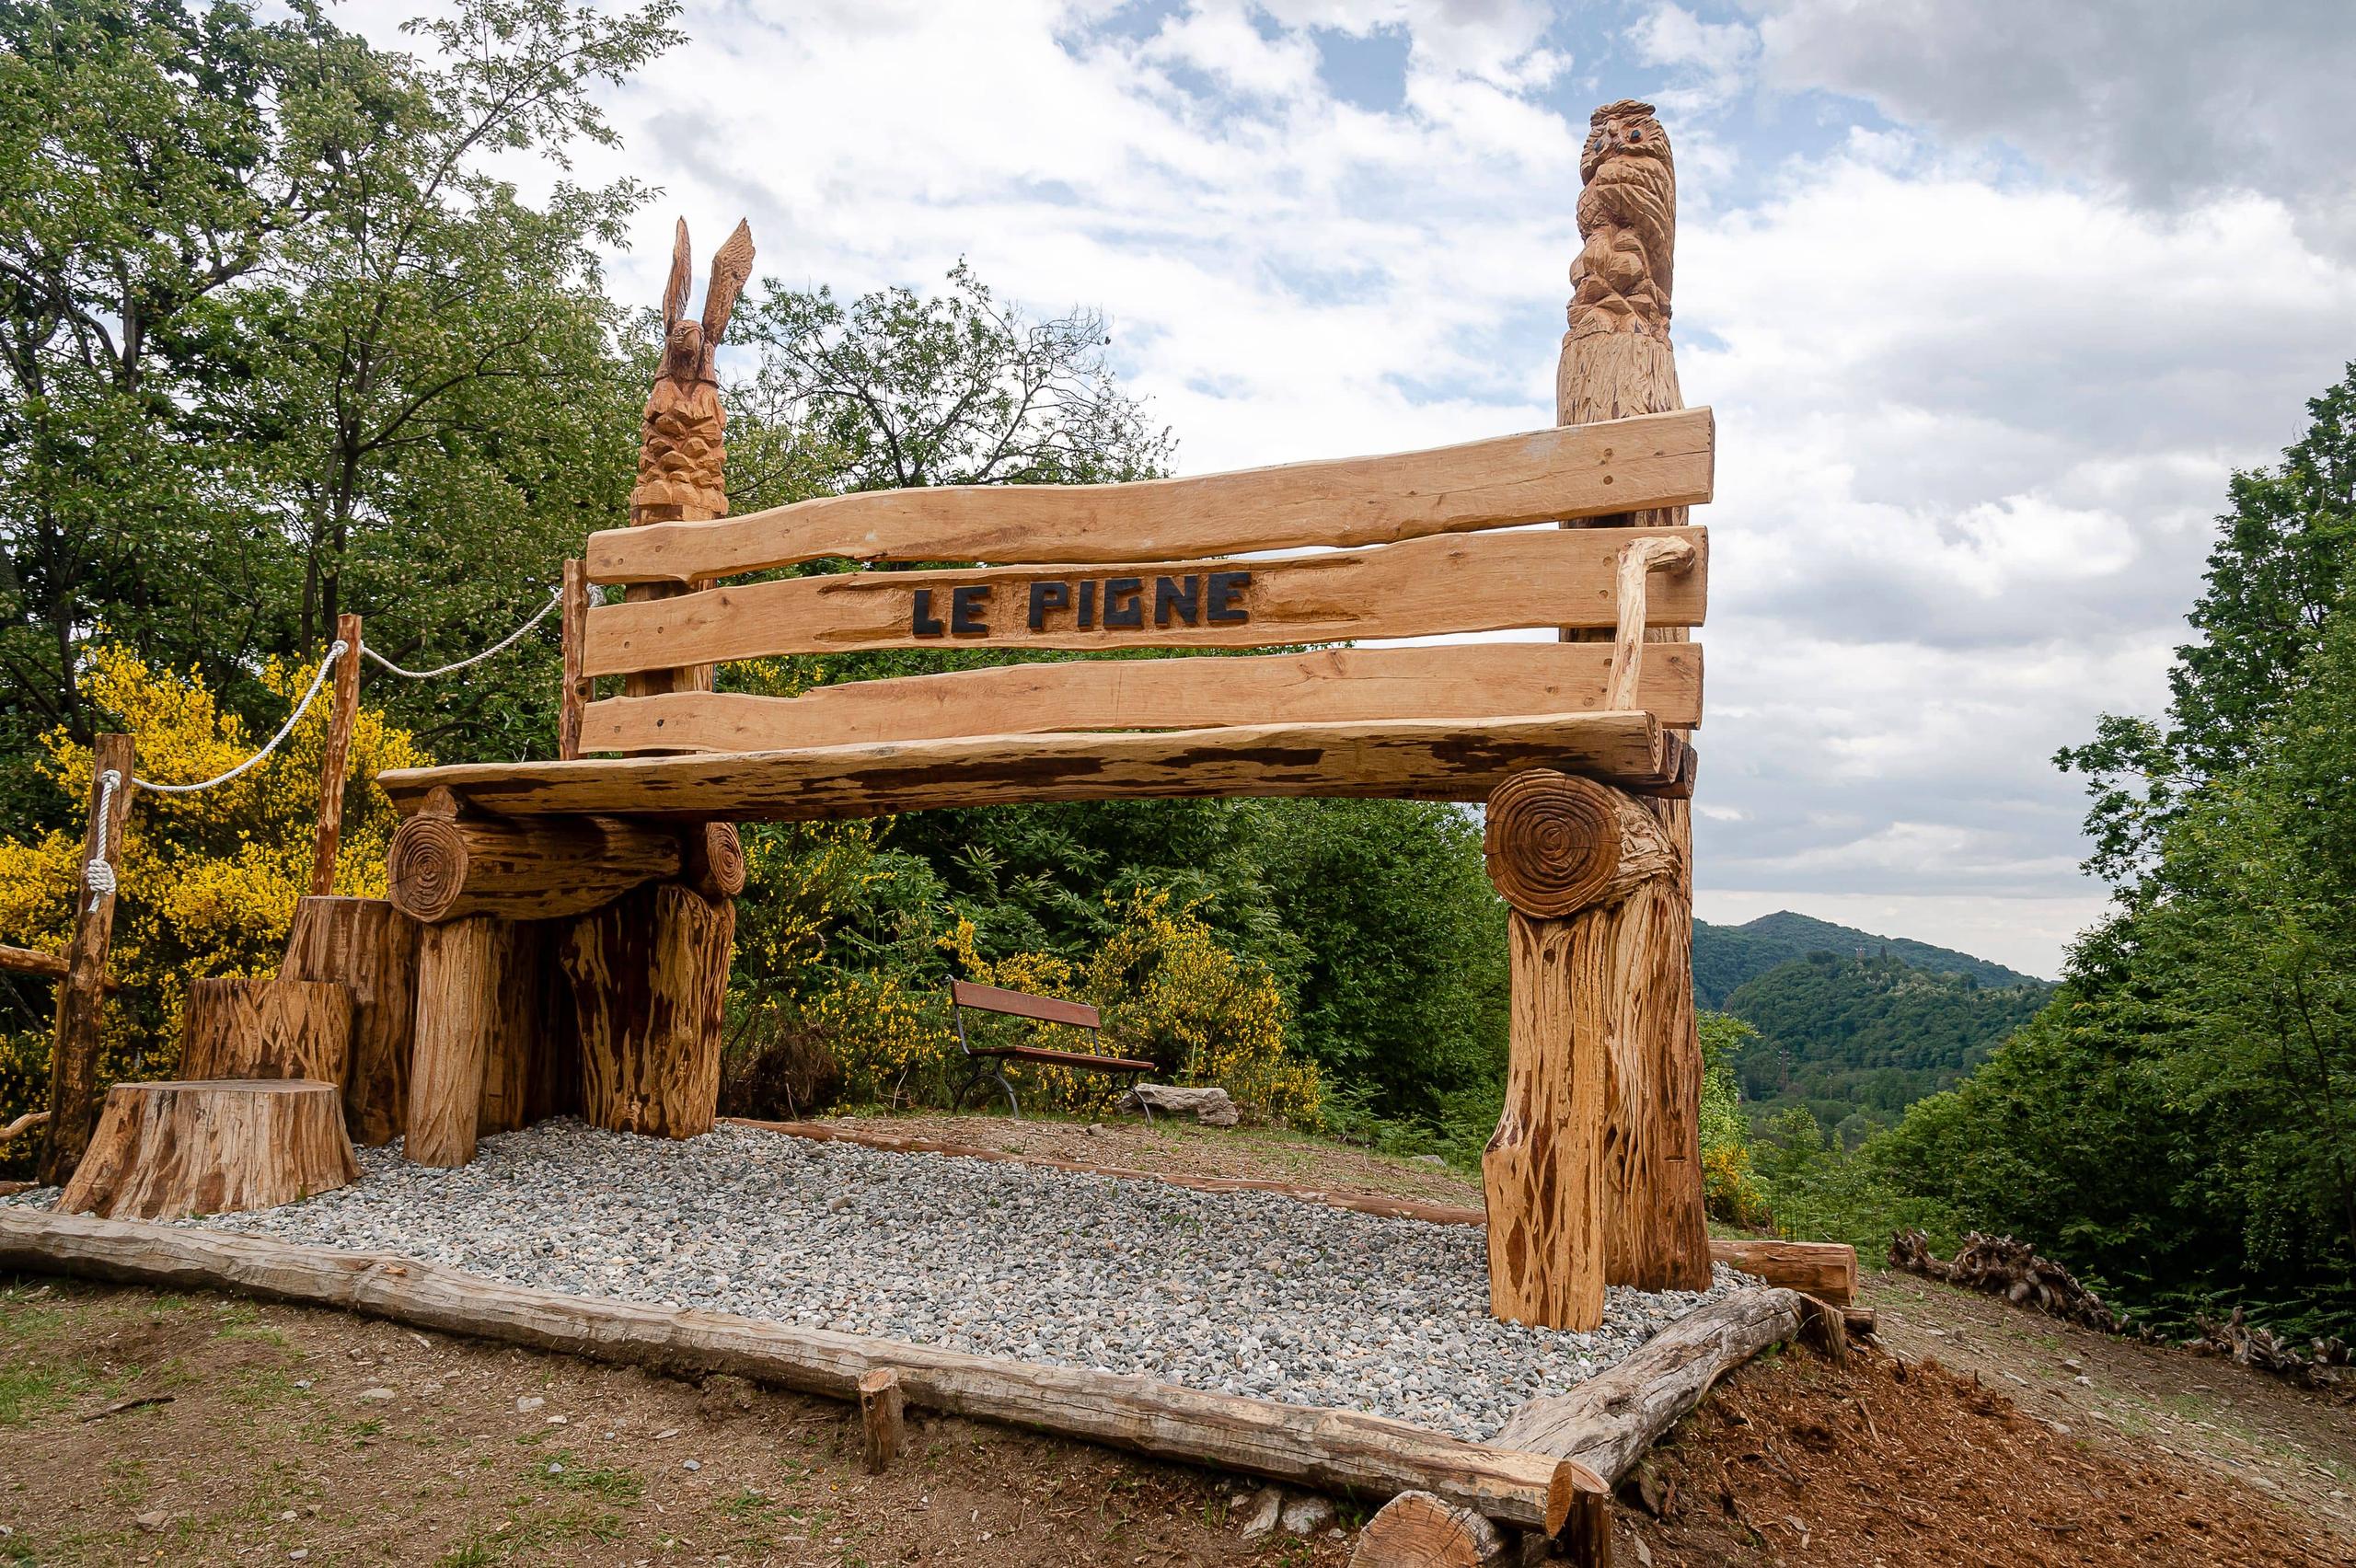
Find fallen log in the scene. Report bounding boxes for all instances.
[0,944,118,990]
[724,1118,1859,1302]
[0,1208,1600,1532]
[1492,1287,1803,1484]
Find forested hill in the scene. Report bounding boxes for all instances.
[1721,953,2052,1138]
[1693,911,2044,1009]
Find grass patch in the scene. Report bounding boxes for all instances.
[433,1502,625,1566]
[534,1451,643,1504]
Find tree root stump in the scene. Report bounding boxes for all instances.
[179,977,353,1086]
[57,1080,361,1221]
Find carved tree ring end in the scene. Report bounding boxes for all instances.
[386,815,469,925]
[1484,768,1625,918]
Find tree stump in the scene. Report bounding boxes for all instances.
[179,978,353,1086]
[57,1080,360,1220]
[1349,1490,1509,1566]
[280,895,421,1146]
[560,882,733,1137]
[858,1366,905,1474]
[407,916,550,1167]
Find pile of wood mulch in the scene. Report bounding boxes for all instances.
[1619,1346,2353,1566]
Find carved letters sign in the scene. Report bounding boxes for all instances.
[912,571,1253,638]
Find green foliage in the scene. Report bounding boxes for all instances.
[1693,910,2042,1009]
[1723,952,2050,1136]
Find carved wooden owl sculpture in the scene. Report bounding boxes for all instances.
[1569,99,1675,342]
[630,216,756,521]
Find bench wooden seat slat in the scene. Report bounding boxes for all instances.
[585,409,1715,584]
[967,1043,1157,1074]
[378,710,1667,821]
[581,526,1705,678]
[948,980,1099,1030]
[578,643,1703,755]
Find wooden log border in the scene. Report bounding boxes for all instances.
[724,1118,1859,1306]
[0,1208,1597,1532]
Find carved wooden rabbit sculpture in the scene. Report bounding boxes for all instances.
[630,217,756,523]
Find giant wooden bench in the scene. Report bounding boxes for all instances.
[374,212,1716,1336]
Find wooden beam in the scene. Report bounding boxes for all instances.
[0,944,119,990]
[377,711,1668,821]
[0,1209,1604,1532]
[1493,1287,1802,1484]
[308,615,363,896]
[582,643,1703,755]
[950,979,1100,1030]
[387,813,683,923]
[583,527,1707,676]
[1705,1238,1856,1302]
[406,917,539,1167]
[587,409,1715,584]
[40,732,134,1187]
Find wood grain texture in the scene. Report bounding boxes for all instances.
[1482,769,1675,919]
[950,980,1100,1030]
[387,813,682,923]
[378,712,1668,822]
[560,560,591,761]
[1709,1239,1856,1303]
[280,896,421,1147]
[56,1080,359,1221]
[681,822,747,901]
[583,527,1706,675]
[588,409,1713,583]
[1482,912,1606,1332]
[1348,1490,1509,1567]
[1605,538,1694,712]
[179,978,352,1087]
[0,1208,1600,1533]
[1494,1287,1802,1483]
[1595,873,1711,1293]
[582,642,1703,755]
[859,1366,905,1474]
[308,615,363,896]
[560,884,733,1138]
[406,917,537,1168]
[40,732,135,1187]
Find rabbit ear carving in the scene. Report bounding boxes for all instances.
[699,219,756,369]
[661,217,693,330]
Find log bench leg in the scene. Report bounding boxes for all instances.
[560,883,733,1137]
[408,917,538,1167]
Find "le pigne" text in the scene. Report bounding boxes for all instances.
[912,571,1253,637]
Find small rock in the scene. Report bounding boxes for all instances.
[2061,1358,2085,1372]
[134,1511,169,1532]
[515,1395,545,1413]
[289,1552,308,1562]
[653,1427,681,1440]
[549,1462,563,1475]
[547,1414,568,1425]
[1085,1124,1102,1136]
[2073,1375,2093,1388]
[356,1387,395,1402]
[1414,1154,1447,1166]
[280,1510,297,1521]
[1278,1493,1335,1535]
[1237,1485,1283,1539]
[683,1458,702,1472]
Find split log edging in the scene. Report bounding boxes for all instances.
[0,1208,1601,1532]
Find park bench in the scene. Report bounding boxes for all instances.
[948,979,1156,1119]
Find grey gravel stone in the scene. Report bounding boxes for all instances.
[156,1119,1751,1442]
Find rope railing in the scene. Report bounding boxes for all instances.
[361,585,563,679]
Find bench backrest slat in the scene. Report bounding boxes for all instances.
[585,409,1714,584]
[950,979,1101,1030]
[580,642,1702,754]
[582,525,1705,679]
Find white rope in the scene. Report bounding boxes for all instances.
[133,640,347,796]
[361,585,562,678]
[84,768,121,912]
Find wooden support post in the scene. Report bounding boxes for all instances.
[407,916,539,1167]
[1557,1493,1615,1568]
[1349,1490,1510,1567]
[1798,1293,1850,1358]
[859,1366,905,1473]
[560,883,733,1137]
[560,559,590,761]
[308,614,364,896]
[56,1080,358,1220]
[387,812,683,925]
[281,896,421,1146]
[1481,769,1709,1326]
[179,978,352,1085]
[39,732,134,1188]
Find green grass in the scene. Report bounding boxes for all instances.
[432,1501,625,1567]
[534,1451,643,1504]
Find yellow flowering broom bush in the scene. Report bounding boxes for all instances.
[0,645,426,1136]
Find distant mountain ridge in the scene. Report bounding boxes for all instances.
[1693,910,2044,1009]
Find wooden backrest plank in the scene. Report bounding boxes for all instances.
[584,409,1714,583]
[950,979,1101,1030]
[577,642,1703,754]
[582,526,1705,678]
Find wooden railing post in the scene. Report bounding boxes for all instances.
[559,560,589,761]
[40,732,135,1187]
[308,614,364,896]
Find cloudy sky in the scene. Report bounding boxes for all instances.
[358,0,2356,974]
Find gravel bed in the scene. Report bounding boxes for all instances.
[69,1120,1754,1439]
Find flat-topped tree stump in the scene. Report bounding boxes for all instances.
[179,977,352,1086]
[57,1080,359,1221]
